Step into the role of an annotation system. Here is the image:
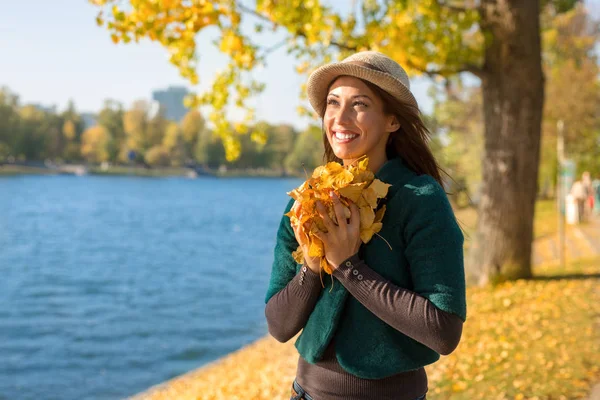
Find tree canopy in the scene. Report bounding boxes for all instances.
[90,0,486,161]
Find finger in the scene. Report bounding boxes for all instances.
[292,221,306,246]
[316,200,336,230]
[299,222,312,244]
[291,221,299,239]
[330,192,348,226]
[349,201,360,231]
[311,227,328,245]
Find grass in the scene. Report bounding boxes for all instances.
[0,165,57,175]
[88,165,194,177]
[425,256,600,399]
[1,164,294,178]
[454,199,563,250]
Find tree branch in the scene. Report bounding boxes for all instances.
[237,2,481,78]
[406,59,485,79]
[261,38,288,57]
[237,3,273,25]
[435,0,479,13]
[237,2,357,52]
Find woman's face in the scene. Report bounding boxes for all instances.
[324,76,398,168]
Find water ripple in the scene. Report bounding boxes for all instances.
[0,175,302,400]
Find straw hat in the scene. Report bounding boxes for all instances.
[306,51,419,118]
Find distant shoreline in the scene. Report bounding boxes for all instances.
[0,164,302,179]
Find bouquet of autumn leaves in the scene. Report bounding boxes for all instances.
[285,157,391,277]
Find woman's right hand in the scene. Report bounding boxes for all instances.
[291,220,322,274]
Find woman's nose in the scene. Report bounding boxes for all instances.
[333,104,352,124]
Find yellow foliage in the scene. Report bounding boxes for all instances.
[144,145,171,167]
[81,126,111,163]
[285,156,390,276]
[91,0,483,161]
[62,120,76,141]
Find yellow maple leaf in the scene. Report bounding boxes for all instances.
[359,205,375,227]
[313,162,354,188]
[368,179,392,198]
[321,257,333,275]
[349,157,374,183]
[361,186,379,208]
[338,182,368,203]
[292,247,304,264]
[374,204,386,223]
[360,222,383,243]
[308,235,325,258]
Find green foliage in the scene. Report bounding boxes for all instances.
[97,100,125,163]
[429,4,600,200]
[284,125,324,172]
[429,80,484,204]
[181,109,207,163]
[262,123,296,170]
[0,86,325,174]
[541,4,600,180]
[194,129,226,169]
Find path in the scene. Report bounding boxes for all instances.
[533,214,600,265]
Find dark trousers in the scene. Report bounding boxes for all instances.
[290,379,427,400]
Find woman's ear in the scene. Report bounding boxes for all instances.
[386,115,400,132]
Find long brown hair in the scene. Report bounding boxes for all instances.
[321,77,449,189]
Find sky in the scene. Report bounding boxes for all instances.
[1,1,599,131]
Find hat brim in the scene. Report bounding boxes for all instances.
[306,63,419,118]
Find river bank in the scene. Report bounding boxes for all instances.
[0,164,301,178]
[127,255,600,400]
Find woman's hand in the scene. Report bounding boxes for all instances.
[291,213,322,274]
[314,192,361,271]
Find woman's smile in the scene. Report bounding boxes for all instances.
[332,129,360,144]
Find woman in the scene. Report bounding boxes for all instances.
[264,51,467,400]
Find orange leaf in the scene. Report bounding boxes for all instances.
[360,222,383,243]
[339,182,368,203]
[359,205,375,227]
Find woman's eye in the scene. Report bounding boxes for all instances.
[326,99,367,107]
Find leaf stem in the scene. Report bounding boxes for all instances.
[375,232,393,251]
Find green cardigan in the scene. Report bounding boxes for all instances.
[265,156,467,379]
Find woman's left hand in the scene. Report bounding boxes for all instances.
[313,192,362,271]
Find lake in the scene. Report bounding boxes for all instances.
[0,175,302,400]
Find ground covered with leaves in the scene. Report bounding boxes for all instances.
[131,256,599,400]
[426,256,600,399]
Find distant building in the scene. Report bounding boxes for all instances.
[151,86,190,121]
[32,103,57,114]
[80,112,97,129]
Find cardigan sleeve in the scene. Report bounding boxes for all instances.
[399,174,467,321]
[264,198,325,342]
[264,198,298,304]
[332,253,463,355]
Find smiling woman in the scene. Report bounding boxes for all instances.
[265,51,467,400]
[323,77,399,173]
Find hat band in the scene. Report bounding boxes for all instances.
[344,60,385,73]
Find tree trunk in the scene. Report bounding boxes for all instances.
[466,0,545,286]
